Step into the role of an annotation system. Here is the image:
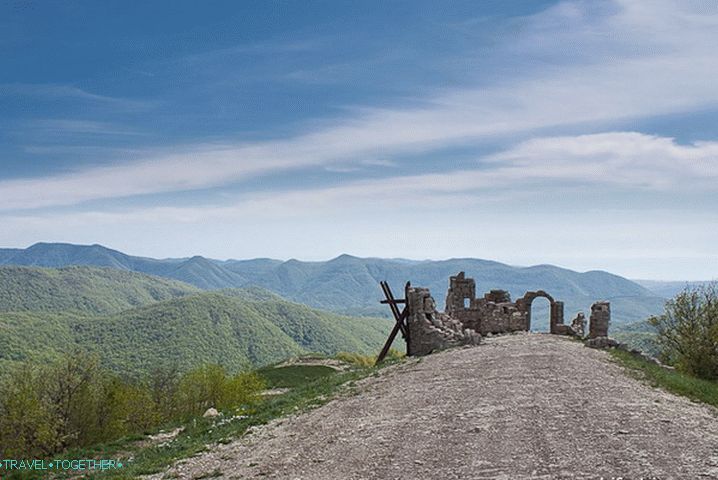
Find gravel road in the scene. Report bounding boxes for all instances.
[151,333,718,479]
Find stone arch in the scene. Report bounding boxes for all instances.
[516,290,564,333]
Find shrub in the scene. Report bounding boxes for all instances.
[176,364,265,418]
[0,364,61,457]
[335,351,375,367]
[335,348,404,367]
[648,283,718,381]
[0,355,265,457]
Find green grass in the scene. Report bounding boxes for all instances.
[2,357,402,480]
[610,349,718,409]
[256,364,337,388]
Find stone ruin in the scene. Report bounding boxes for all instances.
[404,272,610,356]
[406,286,481,355]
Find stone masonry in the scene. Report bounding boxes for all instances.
[400,272,610,356]
[406,285,481,356]
[588,301,611,339]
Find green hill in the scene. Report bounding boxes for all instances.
[0,267,392,378]
[612,319,661,357]
[0,265,200,315]
[70,292,391,377]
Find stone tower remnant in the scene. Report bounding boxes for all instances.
[588,301,611,339]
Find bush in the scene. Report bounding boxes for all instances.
[176,364,265,418]
[335,348,404,367]
[0,354,265,458]
[0,363,61,457]
[335,351,375,367]
[648,283,718,381]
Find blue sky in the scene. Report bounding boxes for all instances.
[1,0,717,280]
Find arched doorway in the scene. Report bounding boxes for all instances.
[517,290,564,333]
[530,296,551,332]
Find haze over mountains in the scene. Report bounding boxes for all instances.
[0,242,668,325]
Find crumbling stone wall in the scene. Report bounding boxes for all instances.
[400,272,610,357]
[445,273,574,335]
[445,272,527,335]
[406,285,481,356]
[588,301,611,339]
[570,312,586,337]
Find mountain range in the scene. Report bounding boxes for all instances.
[0,265,391,378]
[632,279,715,298]
[0,242,669,326]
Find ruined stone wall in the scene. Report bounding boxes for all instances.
[469,298,527,335]
[400,272,600,357]
[406,286,481,356]
[588,301,610,339]
[445,272,527,335]
[445,271,476,315]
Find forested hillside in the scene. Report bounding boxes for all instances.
[0,266,391,378]
[0,265,199,314]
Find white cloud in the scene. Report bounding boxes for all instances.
[482,132,718,190]
[3,129,717,279]
[2,0,718,211]
[3,131,715,223]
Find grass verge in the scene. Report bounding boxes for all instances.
[610,349,718,409]
[256,364,337,388]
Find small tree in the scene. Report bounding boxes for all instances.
[0,364,61,457]
[148,364,181,422]
[176,364,265,418]
[44,350,102,448]
[649,283,718,381]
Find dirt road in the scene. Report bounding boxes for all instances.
[152,334,718,479]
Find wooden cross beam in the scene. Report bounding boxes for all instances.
[375,281,411,364]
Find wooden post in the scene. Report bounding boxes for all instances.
[375,281,410,364]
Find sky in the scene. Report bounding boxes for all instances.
[1,0,717,280]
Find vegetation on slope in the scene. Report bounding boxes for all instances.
[0,267,392,378]
[72,293,306,376]
[0,351,266,459]
[0,265,199,315]
[0,352,404,479]
[647,282,718,381]
[610,349,718,409]
[611,282,718,409]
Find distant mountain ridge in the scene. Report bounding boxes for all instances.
[633,279,715,298]
[0,243,667,326]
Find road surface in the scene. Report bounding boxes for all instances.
[151,333,718,479]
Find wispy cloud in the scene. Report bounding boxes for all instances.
[0,83,150,110]
[1,1,717,211]
[179,38,327,65]
[5,131,713,217]
[23,119,146,137]
[187,132,718,216]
